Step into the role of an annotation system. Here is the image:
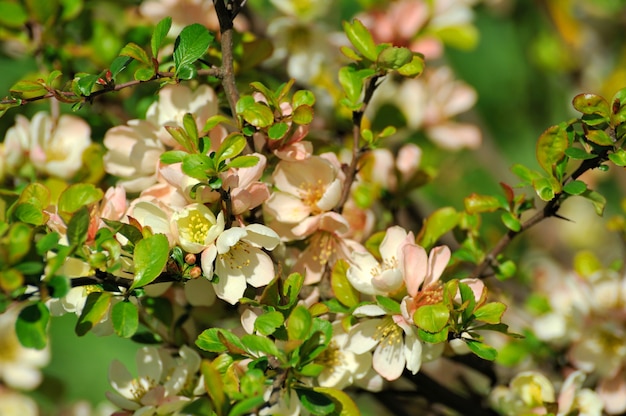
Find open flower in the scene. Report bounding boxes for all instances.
[106,345,203,414]
[171,203,225,254]
[103,119,164,193]
[4,112,91,179]
[315,321,381,390]
[264,154,343,236]
[202,224,280,304]
[346,304,423,381]
[347,226,415,296]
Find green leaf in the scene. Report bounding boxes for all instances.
[36,231,60,255]
[112,301,139,338]
[282,272,304,308]
[464,193,501,214]
[130,233,169,290]
[417,207,460,250]
[473,302,506,324]
[465,339,498,361]
[313,387,360,416]
[0,1,28,28]
[13,203,45,226]
[202,114,232,133]
[268,122,289,140]
[417,327,448,343]
[58,183,104,216]
[563,180,587,195]
[16,302,49,349]
[225,155,259,169]
[109,56,133,79]
[338,65,375,106]
[377,46,413,70]
[396,55,425,77]
[196,328,246,353]
[151,16,172,58]
[572,93,610,118]
[241,102,274,128]
[102,219,143,245]
[182,153,214,180]
[299,363,325,377]
[609,148,626,166]
[8,223,32,264]
[228,396,265,416]
[414,304,449,333]
[249,81,279,109]
[176,64,196,80]
[201,360,226,416]
[343,19,378,61]
[532,177,556,201]
[160,150,189,164]
[0,268,23,292]
[293,90,316,108]
[287,305,312,341]
[580,189,606,216]
[297,388,335,415]
[292,105,314,125]
[119,42,151,65]
[536,124,568,176]
[47,275,71,298]
[173,23,214,77]
[331,259,359,308]
[217,133,247,163]
[253,311,284,336]
[376,295,401,315]
[73,73,99,96]
[75,292,112,336]
[66,205,90,247]
[564,147,596,160]
[241,334,282,358]
[500,211,521,232]
[586,129,614,146]
[340,45,362,61]
[10,80,48,99]
[134,66,156,81]
[183,112,199,145]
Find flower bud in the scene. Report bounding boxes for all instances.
[189,266,202,279]
[184,253,197,265]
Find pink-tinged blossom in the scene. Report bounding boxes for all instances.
[264,154,344,237]
[292,212,366,284]
[400,244,450,321]
[4,112,91,179]
[220,153,270,215]
[103,119,164,193]
[202,224,280,305]
[367,67,481,150]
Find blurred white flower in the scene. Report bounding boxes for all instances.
[0,388,38,416]
[4,112,92,179]
[0,306,50,390]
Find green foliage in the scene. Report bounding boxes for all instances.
[130,233,170,291]
[173,24,214,79]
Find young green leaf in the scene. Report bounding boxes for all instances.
[119,42,151,65]
[465,339,498,361]
[16,302,50,349]
[58,183,104,215]
[76,292,113,336]
[473,302,507,324]
[112,301,139,338]
[413,304,450,333]
[130,233,169,290]
[173,24,214,77]
[66,205,91,247]
[536,124,568,176]
[343,19,378,61]
[563,180,587,195]
[253,311,284,336]
[331,259,359,308]
[151,16,172,58]
[287,305,312,341]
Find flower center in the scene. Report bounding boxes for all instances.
[221,242,252,270]
[316,340,343,367]
[181,211,212,245]
[413,282,444,308]
[370,256,399,278]
[311,232,333,265]
[299,180,325,214]
[374,316,403,346]
[130,376,157,401]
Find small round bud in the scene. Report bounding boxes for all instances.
[184,253,197,265]
[189,266,202,279]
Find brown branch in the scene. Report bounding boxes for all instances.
[1,68,221,107]
[71,269,182,289]
[469,150,608,280]
[335,74,383,213]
